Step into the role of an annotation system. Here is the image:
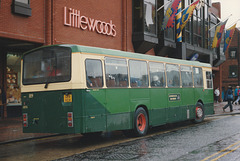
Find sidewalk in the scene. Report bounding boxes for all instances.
[0,117,55,144]
[213,101,240,116]
[0,102,240,144]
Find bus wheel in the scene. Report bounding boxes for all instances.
[134,107,148,137]
[193,102,205,123]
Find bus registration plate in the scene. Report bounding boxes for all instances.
[64,94,72,102]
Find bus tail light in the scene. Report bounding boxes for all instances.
[67,112,73,127]
[23,113,28,127]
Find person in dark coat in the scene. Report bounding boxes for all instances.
[223,86,233,112]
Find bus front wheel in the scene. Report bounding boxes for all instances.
[133,107,149,137]
[192,102,205,123]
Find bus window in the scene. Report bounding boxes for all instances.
[85,59,103,88]
[166,64,180,87]
[181,65,193,87]
[105,57,128,87]
[149,62,165,87]
[23,46,71,85]
[193,67,203,87]
[129,60,148,87]
[206,71,213,88]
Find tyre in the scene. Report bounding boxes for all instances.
[192,102,205,123]
[133,107,149,137]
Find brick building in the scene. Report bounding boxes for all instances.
[0,0,222,118]
[219,28,240,100]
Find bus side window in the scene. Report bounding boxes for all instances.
[166,64,180,87]
[149,62,165,87]
[85,59,103,88]
[193,67,203,87]
[206,71,213,88]
[105,57,128,88]
[181,65,193,87]
[129,60,148,88]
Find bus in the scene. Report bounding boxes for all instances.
[21,44,214,137]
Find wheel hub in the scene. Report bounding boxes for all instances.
[137,113,146,132]
[196,107,203,118]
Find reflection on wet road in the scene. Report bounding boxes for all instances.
[1,115,240,161]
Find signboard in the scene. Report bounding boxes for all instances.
[169,94,181,101]
[64,7,117,37]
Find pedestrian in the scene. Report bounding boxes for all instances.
[223,86,233,112]
[233,87,240,105]
[214,87,220,103]
[233,86,239,104]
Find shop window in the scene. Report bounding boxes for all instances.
[132,0,158,53]
[228,48,237,59]
[6,54,22,105]
[229,65,238,78]
[12,0,32,16]
[144,0,157,35]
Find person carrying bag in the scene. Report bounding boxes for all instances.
[223,86,233,112]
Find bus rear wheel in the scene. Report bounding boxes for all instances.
[192,102,205,123]
[133,107,148,137]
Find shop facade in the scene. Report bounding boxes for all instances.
[0,0,222,118]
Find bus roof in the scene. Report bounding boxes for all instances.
[62,44,211,68]
[25,44,212,68]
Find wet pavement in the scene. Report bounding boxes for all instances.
[55,115,240,161]
[0,117,56,144]
[0,102,240,145]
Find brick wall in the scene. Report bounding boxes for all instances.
[52,0,130,52]
[0,0,45,43]
[0,0,156,54]
[221,29,240,90]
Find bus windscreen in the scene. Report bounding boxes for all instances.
[23,46,71,85]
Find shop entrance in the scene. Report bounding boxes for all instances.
[0,38,42,119]
[5,53,22,117]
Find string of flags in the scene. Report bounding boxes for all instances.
[159,0,238,51]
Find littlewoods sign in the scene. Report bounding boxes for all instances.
[64,7,117,37]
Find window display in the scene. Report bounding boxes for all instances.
[6,67,21,104]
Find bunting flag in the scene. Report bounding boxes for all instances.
[223,24,236,52]
[180,0,200,30]
[211,20,228,48]
[175,1,182,42]
[161,0,181,30]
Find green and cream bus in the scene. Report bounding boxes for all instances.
[21,44,214,137]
